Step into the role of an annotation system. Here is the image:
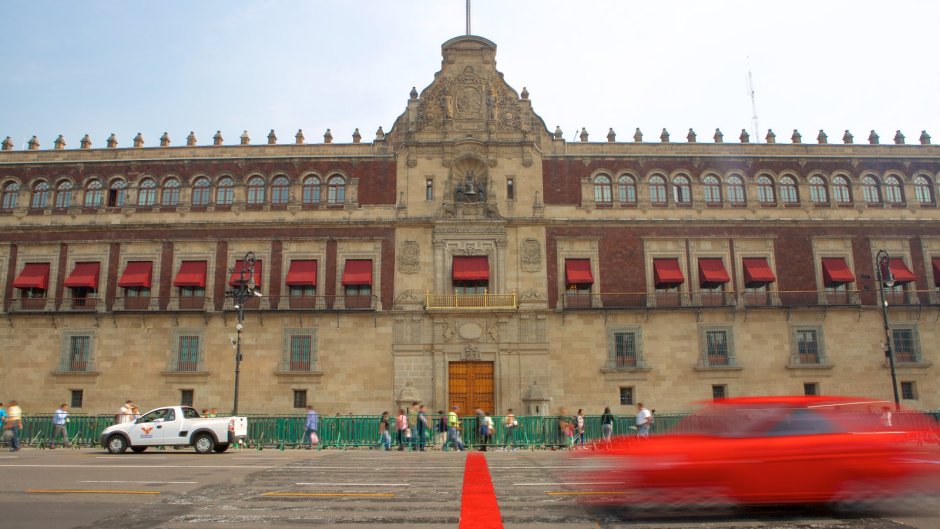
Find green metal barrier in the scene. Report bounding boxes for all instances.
[14,414,115,448]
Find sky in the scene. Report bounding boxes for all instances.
[1,0,937,150]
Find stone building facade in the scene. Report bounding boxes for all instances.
[1,35,939,415]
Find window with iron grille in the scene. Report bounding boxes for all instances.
[789,326,827,366]
[699,326,734,368]
[891,327,920,363]
[803,382,819,396]
[293,390,308,408]
[170,330,204,372]
[283,329,317,372]
[619,387,634,406]
[60,332,94,372]
[70,389,84,408]
[712,384,727,400]
[608,327,643,369]
[180,389,194,407]
[901,381,917,400]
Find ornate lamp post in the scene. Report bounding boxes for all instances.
[875,249,900,411]
[226,251,260,416]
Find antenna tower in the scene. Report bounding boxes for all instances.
[747,59,760,142]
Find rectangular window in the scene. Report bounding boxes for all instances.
[506,178,515,200]
[712,384,727,400]
[290,335,313,371]
[180,389,194,408]
[892,328,918,363]
[425,178,433,200]
[803,382,819,396]
[705,330,729,366]
[619,386,634,406]
[614,332,637,368]
[796,329,820,364]
[68,335,91,372]
[177,335,201,372]
[70,389,84,409]
[901,381,917,400]
[293,390,308,409]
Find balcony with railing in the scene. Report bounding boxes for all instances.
[425,290,517,310]
[113,296,160,311]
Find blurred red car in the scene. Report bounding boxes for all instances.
[577,396,940,506]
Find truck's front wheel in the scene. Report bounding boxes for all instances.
[107,435,128,454]
[193,433,215,454]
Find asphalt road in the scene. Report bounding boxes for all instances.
[0,447,937,528]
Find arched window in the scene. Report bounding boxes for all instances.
[703,175,722,204]
[673,175,691,204]
[2,182,19,210]
[593,174,612,203]
[779,176,798,204]
[84,179,103,208]
[832,176,851,204]
[302,175,321,204]
[54,181,73,208]
[649,175,667,205]
[161,178,180,206]
[137,178,156,206]
[216,177,234,205]
[757,175,775,204]
[726,175,745,204]
[191,177,211,206]
[884,176,903,204]
[809,176,828,204]
[617,174,637,204]
[862,176,881,204]
[271,175,290,205]
[107,180,126,207]
[327,175,346,204]
[914,176,935,205]
[31,181,50,209]
[247,176,266,205]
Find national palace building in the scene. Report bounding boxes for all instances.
[2,35,939,416]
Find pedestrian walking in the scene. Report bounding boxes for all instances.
[503,408,516,449]
[51,403,70,449]
[303,405,318,449]
[601,406,614,447]
[416,405,428,451]
[0,403,7,448]
[435,410,448,448]
[636,402,653,438]
[446,405,465,451]
[480,411,494,451]
[395,408,409,451]
[5,400,23,452]
[408,402,419,450]
[576,409,586,449]
[378,411,391,450]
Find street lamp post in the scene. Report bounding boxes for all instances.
[226,251,260,416]
[875,249,900,411]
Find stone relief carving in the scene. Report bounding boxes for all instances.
[415,65,526,132]
[519,289,545,301]
[486,320,500,343]
[443,321,458,343]
[398,241,420,274]
[463,345,481,361]
[520,238,542,272]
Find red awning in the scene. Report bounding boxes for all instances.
[653,258,684,288]
[285,260,317,286]
[742,257,776,287]
[341,259,373,286]
[887,258,915,285]
[698,258,730,288]
[173,261,207,287]
[565,259,593,284]
[64,262,100,289]
[452,256,489,281]
[933,258,940,287]
[118,261,153,288]
[229,259,263,287]
[821,258,855,286]
[12,262,50,290]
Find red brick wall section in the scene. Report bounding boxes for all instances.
[4,243,17,312]
[214,241,229,312]
[106,242,120,311]
[160,241,174,310]
[269,240,283,300]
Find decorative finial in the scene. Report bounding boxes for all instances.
[713,128,723,143]
[868,130,879,144]
[765,129,776,143]
[739,129,750,143]
[410,86,418,100]
[554,126,563,140]
[791,129,801,144]
[133,133,144,148]
[240,130,250,145]
[607,128,616,142]
[633,128,643,142]
[106,134,118,148]
[893,130,905,145]
[375,126,385,140]
[160,132,170,147]
[920,130,931,145]
[28,136,40,150]
[687,128,697,143]
[842,130,853,144]
[267,129,277,145]
[520,86,529,100]
[579,127,589,142]
[80,134,92,149]
[352,128,362,143]
[817,129,827,144]
[2,136,14,151]
[295,129,305,144]
[660,128,670,142]
[213,130,223,145]
[54,135,66,150]
[186,131,197,146]
[323,128,333,144]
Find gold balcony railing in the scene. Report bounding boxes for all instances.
[425,290,517,310]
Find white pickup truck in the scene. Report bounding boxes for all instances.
[100,406,248,454]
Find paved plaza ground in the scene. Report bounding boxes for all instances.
[0,447,938,528]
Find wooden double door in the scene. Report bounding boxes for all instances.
[448,361,494,415]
